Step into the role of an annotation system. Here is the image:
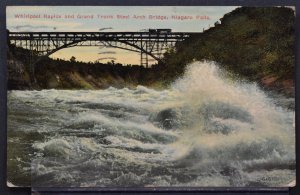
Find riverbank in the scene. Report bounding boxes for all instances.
[7,50,294,98]
[7,45,164,91]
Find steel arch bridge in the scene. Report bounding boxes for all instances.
[8,30,197,80]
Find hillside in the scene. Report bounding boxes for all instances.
[158,7,295,96]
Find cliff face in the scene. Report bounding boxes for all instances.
[159,7,295,97]
[7,56,31,90]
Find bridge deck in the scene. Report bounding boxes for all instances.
[8,31,198,42]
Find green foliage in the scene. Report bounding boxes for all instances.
[159,7,295,82]
[70,56,76,63]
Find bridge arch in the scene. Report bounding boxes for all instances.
[8,31,195,81]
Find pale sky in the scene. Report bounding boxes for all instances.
[7,6,237,65]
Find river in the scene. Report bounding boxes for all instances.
[7,61,295,187]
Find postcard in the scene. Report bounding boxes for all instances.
[6,6,295,187]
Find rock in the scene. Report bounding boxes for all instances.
[7,60,31,90]
[150,108,181,130]
[47,74,60,88]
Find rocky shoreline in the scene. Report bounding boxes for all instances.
[8,57,294,101]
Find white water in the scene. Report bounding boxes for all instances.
[7,61,295,187]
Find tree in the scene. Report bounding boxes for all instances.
[70,56,76,63]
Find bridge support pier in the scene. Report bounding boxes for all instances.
[140,41,149,68]
[29,43,35,83]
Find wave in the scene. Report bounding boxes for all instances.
[8,61,295,187]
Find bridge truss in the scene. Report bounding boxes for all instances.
[8,31,195,80]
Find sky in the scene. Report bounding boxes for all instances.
[7,6,238,65]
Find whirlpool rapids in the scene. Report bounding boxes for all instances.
[7,61,295,187]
